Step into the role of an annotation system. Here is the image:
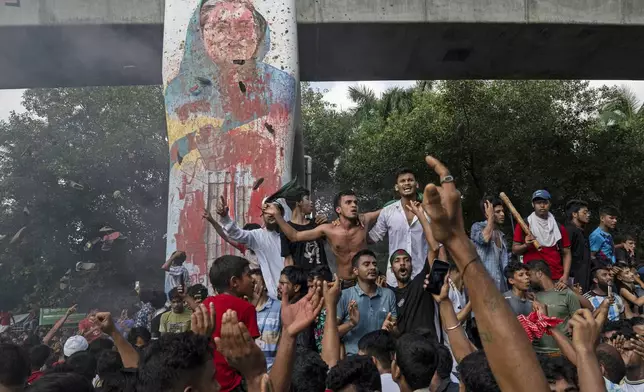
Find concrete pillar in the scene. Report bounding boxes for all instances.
[162,0,299,290]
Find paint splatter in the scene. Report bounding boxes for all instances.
[252,177,265,190]
[264,122,275,134]
[233,60,246,65]
[196,77,211,86]
[239,81,247,93]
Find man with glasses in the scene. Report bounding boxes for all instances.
[564,200,592,291]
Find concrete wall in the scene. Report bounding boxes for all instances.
[3,0,644,88]
[3,0,644,26]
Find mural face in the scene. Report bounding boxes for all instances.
[162,0,299,289]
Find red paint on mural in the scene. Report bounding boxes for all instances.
[177,100,211,123]
[174,187,207,282]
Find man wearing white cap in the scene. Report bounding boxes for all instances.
[63,335,89,358]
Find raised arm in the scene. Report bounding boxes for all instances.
[42,305,76,345]
[361,209,382,229]
[162,251,184,271]
[421,156,549,392]
[264,203,327,242]
[203,209,245,252]
[217,196,256,246]
[321,275,342,367]
[97,312,139,368]
[432,278,476,362]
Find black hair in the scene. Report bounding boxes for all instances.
[537,354,578,388]
[89,337,115,356]
[30,344,52,370]
[565,199,589,222]
[209,255,250,293]
[503,261,529,286]
[168,287,181,301]
[291,348,328,392]
[412,327,439,343]
[449,262,459,272]
[0,343,30,389]
[249,268,263,277]
[308,265,332,282]
[621,234,635,244]
[394,333,437,390]
[334,190,357,210]
[395,168,416,182]
[435,343,454,380]
[480,196,503,217]
[243,223,262,231]
[286,188,311,210]
[596,344,626,384]
[29,372,94,392]
[96,369,137,392]
[458,351,500,392]
[172,251,187,265]
[357,330,395,370]
[136,332,213,392]
[599,206,620,218]
[351,249,377,268]
[187,284,208,300]
[326,355,381,392]
[66,351,98,381]
[281,265,309,296]
[97,350,123,377]
[127,327,151,348]
[527,259,552,279]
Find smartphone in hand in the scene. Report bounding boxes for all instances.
[427,259,450,295]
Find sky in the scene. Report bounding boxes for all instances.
[2,80,644,120]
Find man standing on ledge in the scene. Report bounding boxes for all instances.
[264,190,380,288]
[470,196,509,292]
[512,190,572,290]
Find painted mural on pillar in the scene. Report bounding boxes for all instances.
[162,0,298,289]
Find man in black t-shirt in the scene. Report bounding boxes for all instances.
[564,200,592,291]
[387,249,437,338]
[281,188,327,272]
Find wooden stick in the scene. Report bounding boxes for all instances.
[499,192,541,250]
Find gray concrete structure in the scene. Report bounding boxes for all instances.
[2,0,644,88]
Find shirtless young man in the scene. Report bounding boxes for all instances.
[263,190,380,287]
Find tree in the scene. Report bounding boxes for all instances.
[600,85,644,128]
[0,86,168,311]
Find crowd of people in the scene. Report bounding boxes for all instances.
[2,156,644,392]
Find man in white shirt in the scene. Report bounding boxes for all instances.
[358,330,400,392]
[204,195,284,299]
[370,168,435,287]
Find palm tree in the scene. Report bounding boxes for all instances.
[600,85,644,128]
[347,84,378,118]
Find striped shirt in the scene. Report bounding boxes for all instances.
[584,290,624,321]
[256,297,281,370]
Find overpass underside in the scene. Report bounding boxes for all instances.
[1,21,644,89]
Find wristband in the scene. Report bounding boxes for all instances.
[445,323,461,331]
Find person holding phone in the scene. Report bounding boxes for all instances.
[388,200,444,337]
[583,266,628,321]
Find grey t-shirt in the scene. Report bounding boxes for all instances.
[503,290,533,316]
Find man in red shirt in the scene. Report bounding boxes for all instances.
[512,190,572,289]
[201,255,259,392]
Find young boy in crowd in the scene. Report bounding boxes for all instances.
[159,287,192,334]
[503,261,533,316]
[162,250,190,296]
[202,255,259,392]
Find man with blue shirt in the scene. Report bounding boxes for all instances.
[249,268,281,370]
[337,249,398,355]
[471,196,509,292]
[590,206,619,265]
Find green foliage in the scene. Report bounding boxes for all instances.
[0,86,168,311]
[302,81,644,240]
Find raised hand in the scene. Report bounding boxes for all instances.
[429,274,450,303]
[404,201,425,218]
[281,281,324,337]
[214,310,266,380]
[314,214,328,225]
[262,203,280,218]
[568,309,600,353]
[348,300,359,327]
[202,208,215,222]
[376,275,387,288]
[421,156,464,244]
[216,195,229,217]
[66,304,78,316]
[484,200,494,221]
[323,274,342,309]
[95,312,116,335]
[381,313,395,331]
[191,302,216,336]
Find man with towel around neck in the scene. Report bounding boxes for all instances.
[512,190,572,291]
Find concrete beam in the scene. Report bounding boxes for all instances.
[2,0,644,88]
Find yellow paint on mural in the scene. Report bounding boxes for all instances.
[166,115,261,146]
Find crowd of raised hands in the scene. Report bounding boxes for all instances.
[1,155,639,392]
